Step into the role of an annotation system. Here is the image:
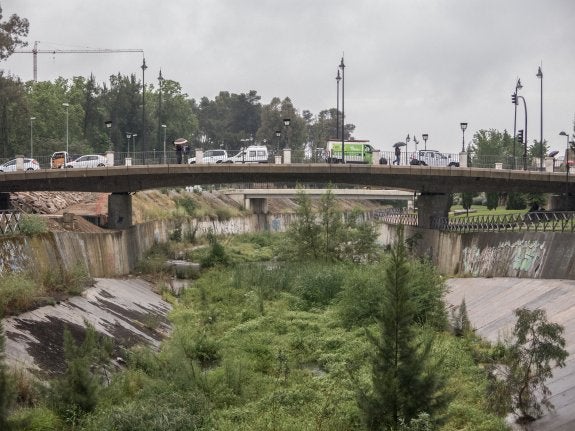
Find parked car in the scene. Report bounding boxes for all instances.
[0,158,40,172]
[65,154,108,168]
[225,145,269,163]
[411,150,459,167]
[188,149,228,164]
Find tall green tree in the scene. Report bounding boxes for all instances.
[0,6,29,60]
[358,227,448,430]
[490,308,568,422]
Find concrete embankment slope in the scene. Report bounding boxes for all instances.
[446,278,575,431]
[2,278,172,375]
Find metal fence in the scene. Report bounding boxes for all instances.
[0,149,567,172]
[373,208,418,226]
[432,211,575,233]
[0,211,21,234]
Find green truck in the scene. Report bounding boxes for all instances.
[325,140,376,164]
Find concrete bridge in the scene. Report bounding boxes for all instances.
[223,188,416,212]
[1,163,573,229]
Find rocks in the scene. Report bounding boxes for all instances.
[11,191,101,214]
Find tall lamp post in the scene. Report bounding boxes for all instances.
[275,130,281,155]
[132,133,138,161]
[560,131,571,195]
[62,102,69,162]
[460,122,468,152]
[283,118,291,149]
[512,78,522,169]
[105,120,113,151]
[141,58,147,161]
[30,117,36,158]
[405,134,410,165]
[422,133,428,151]
[339,56,345,163]
[126,133,132,157]
[335,69,341,139]
[517,94,528,170]
[162,124,167,164]
[158,69,164,151]
[536,66,543,171]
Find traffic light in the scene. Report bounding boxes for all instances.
[511,93,517,105]
[517,129,524,143]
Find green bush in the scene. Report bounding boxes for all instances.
[0,273,38,315]
[7,406,62,431]
[175,196,197,216]
[18,214,47,236]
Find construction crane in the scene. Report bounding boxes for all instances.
[14,41,145,81]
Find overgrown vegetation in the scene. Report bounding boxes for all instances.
[0,189,567,430]
[18,214,47,236]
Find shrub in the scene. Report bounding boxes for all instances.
[0,273,38,315]
[18,214,47,236]
[175,196,197,216]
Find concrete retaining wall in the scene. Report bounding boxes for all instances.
[377,224,575,279]
[0,213,297,278]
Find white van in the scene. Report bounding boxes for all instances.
[225,145,269,163]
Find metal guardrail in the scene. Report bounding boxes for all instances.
[432,211,575,233]
[0,211,21,234]
[373,208,418,226]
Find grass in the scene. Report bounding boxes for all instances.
[450,205,526,218]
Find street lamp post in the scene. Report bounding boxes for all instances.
[158,69,164,151]
[335,69,341,139]
[339,56,345,163]
[132,133,137,162]
[560,131,571,195]
[141,58,147,161]
[405,134,410,165]
[536,66,543,171]
[517,94,528,170]
[30,117,36,158]
[62,102,69,162]
[105,120,112,151]
[275,130,281,155]
[460,122,468,152]
[512,78,522,169]
[283,118,291,149]
[162,124,167,164]
[422,133,428,151]
[126,133,132,157]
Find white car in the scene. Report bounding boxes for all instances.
[0,158,40,172]
[411,150,459,167]
[65,154,108,168]
[189,149,228,164]
[225,145,269,163]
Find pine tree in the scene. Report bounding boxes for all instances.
[359,226,448,430]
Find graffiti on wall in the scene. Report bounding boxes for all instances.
[462,240,545,277]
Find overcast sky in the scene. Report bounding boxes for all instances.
[2,0,575,154]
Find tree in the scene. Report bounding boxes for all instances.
[461,192,473,215]
[0,6,29,60]
[358,227,448,430]
[284,188,320,260]
[485,192,499,210]
[492,308,568,422]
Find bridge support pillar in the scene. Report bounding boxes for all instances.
[247,197,268,214]
[0,193,10,210]
[417,192,450,228]
[107,192,132,229]
[548,194,575,211]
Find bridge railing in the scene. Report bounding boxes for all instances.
[373,208,418,226]
[432,211,575,233]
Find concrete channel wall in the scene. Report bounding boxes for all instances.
[378,224,575,279]
[0,213,297,277]
[1,213,574,279]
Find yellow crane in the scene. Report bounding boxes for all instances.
[14,41,144,81]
